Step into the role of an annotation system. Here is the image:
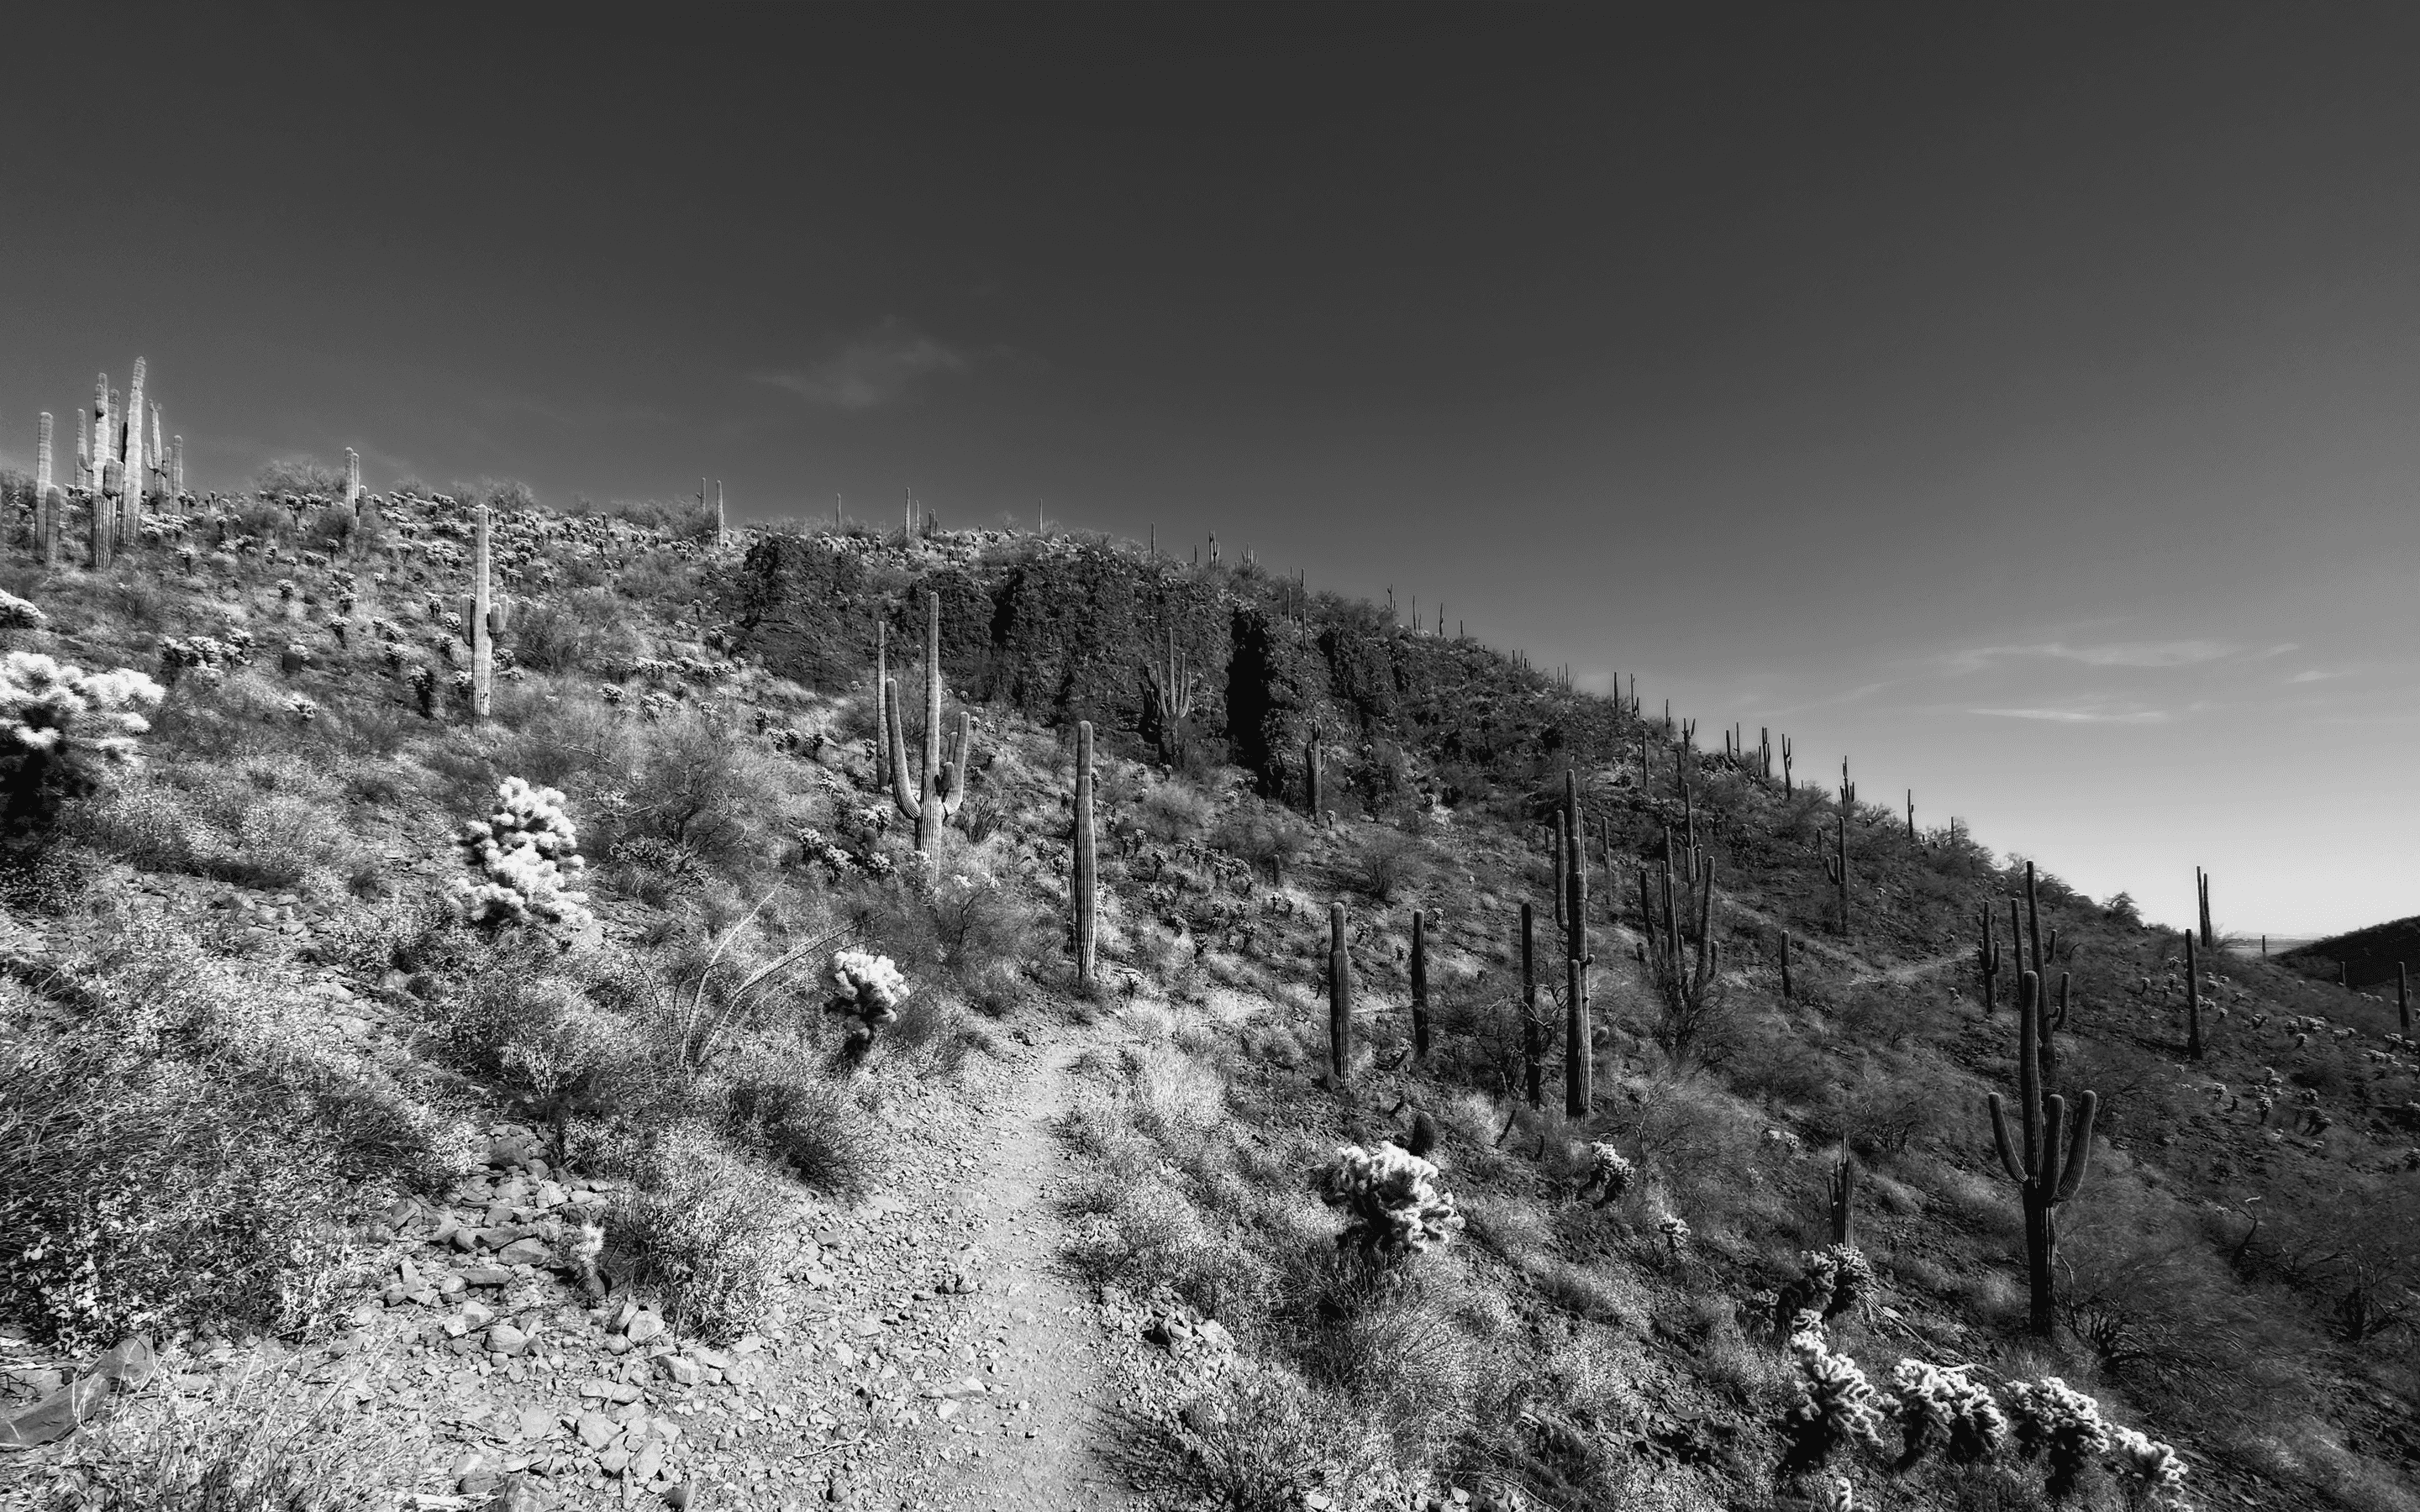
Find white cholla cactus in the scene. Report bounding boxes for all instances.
[1320,1144,1464,1260]
[1891,1358,2007,1467]
[455,776,592,928]
[2005,1377,2111,1500]
[1781,1326,1889,1471]
[1579,1142,1635,1208]
[0,592,48,631]
[2107,1424,2186,1503]
[0,653,162,765]
[1656,1213,1691,1252]
[286,696,319,724]
[830,948,907,1026]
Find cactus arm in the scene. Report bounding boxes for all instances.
[939,709,971,817]
[2054,1090,2098,1201]
[1987,1094,2028,1184]
[883,676,921,819]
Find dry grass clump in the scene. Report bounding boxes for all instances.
[1107,1357,1416,1512]
[723,1053,876,1197]
[599,1121,791,1343]
[48,1358,397,1512]
[0,919,460,1352]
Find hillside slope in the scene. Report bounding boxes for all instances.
[0,489,2412,1512]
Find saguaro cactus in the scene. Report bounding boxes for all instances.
[93,462,118,571]
[1780,929,1794,1002]
[1520,901,1542,1109]
[34,413,53,507]
[2185,932,2204,1061]
[1564,767,1591,1116]
[1975,904,2001,1014]
[1304,730,1322,819]
[2197,868,2213,950]
[119,360,145,546]
[1410,907,1431,1061]
[1328,901,1352,1088]
[39,488,60,570]
[451,505,505,719]
[345,449,362,513]
[171,435,184,498]
[872,618,888,790]
[1074,720,1097,989]
[2400,962,2410,1037]
[1985,971,2101,1337]
[1823,809,1849,935]
[89,375,108,495]
[1827,1140,1859,1246]
[882,590,971,851]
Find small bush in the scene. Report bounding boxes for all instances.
[1211,808,1310,884]
[1347,827,1424,903]
[602,1122,789,1343]
[725,1059,874,1196]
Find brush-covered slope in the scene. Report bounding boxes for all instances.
[0,491,2411,1512]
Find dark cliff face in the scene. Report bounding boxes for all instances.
[2281,917,2420,990]
[725,532,1608,816]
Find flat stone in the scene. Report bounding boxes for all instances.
[495,1237,552,1267]
[458,1267,514,1288]
[486,1323,529,1357]
[576,1410,618,1450]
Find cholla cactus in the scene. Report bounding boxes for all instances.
[2005,1377,2111,1500]
[0,592,47,632]
[1577,1142,1635,1208]
[600,684,626,706]
[286,696,319,724]
[829,948,908,1026]
[1656,1213,1691,1252]
[1781,1324,1889,1475]
[1806,1243,1876,1320]
[276,578,297,601]
[455,776,592,929]
[0,652,165,836]
[2106,1425,2186,1507]
[281,641,311,675]
[1891,1359,2007,1468]
[1319,1144,1464,1260]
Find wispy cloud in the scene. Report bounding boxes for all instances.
[1941,640,2240,675]
[756,318,971,411]
[2288,669,2352,684]
[1970,705,2169,725]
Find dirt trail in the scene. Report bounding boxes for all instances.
[877,1032,1148,1512]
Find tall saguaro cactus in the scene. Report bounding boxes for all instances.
[1409,908,1431,1061]
[1304,731,1322,820]
[345,449,362,514]
[1328,902,1352,1088]
[1520,901,1542,1109]
[455,505,504,719]
[39,487,61,569]
[1985,970,2101,1337]
[1827,1141,1859,1247]
[119,360,145,547]
[93,462,118,571]
[34,413,53,504]
[1074,720,1097,989]
[1823,808,1849,935]
[2184,932,2204,1061]
[882,590,971,851]
[1563,767,1591,1116]
[89,375,108,496]
[171,435,184,498]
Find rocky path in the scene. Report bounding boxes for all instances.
[1,1005,1163,1512]
[886,1037,1148,1512]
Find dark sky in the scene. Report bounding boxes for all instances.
[8,6,2417,934]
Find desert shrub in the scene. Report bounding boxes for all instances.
[63,1368,396,1512]
[0,1026,392,1345]
[602,1121,789,1343]
[0,649,164,838]
[1347,827,1425,903]
[617,711,785,868]
[252,457,345,496]
[1211,807,1311,884]
[724,1058,874,1196]
[509,591,641,675]
[1110,1358,1415,1512]
[1134,780,1213,844]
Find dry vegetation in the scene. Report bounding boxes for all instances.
[0,473,2411,1511]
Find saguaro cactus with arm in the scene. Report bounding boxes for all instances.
[882,590,970,851]
[1985,970,2101,1337]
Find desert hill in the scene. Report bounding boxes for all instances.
[0,472,2412,1512]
